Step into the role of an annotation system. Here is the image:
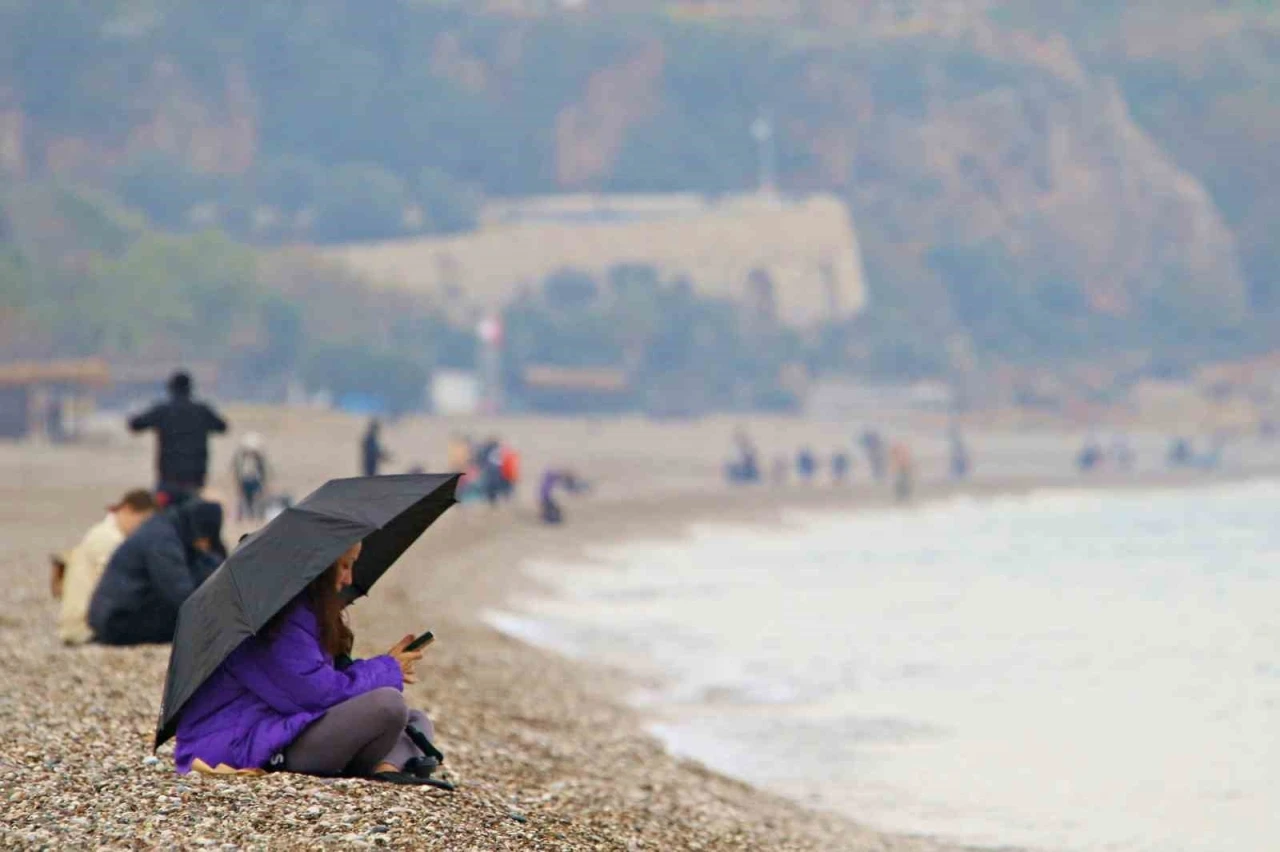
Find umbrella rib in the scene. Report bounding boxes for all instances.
[224,560,251,629]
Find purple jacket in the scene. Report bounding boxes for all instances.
[174,601,402,773]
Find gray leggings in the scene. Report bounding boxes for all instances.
[283,687,434,776]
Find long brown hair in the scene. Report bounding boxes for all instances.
[269,560,353,658]
[307,561,354,658]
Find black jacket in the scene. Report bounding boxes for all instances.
[129,393,228,486]
[361,428,387,477]
[88,503,225,646]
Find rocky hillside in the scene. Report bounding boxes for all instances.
[1,0,1275,372]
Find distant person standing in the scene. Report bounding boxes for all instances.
[726,429,761,484]
[129,371,228,506]
[446,433,472,472]
[1110,434,1135,472]
[796,446,817,483]
[361,419,390,477]
[860,429,886,482]
[499,443,521,501]
[831,451,851,484]
[231,433,270,521]
[1167,436,1193,469]
[890,441,915,503]
[949,426,971,481]
[1078,435,1104,473]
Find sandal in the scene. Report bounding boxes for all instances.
[405,726,445,764]
[403,756,440,779]
[369,770,435,786]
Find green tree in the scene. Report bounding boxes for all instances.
[310,163,409,243]
[93,231,261,355]
[413,167,480,235]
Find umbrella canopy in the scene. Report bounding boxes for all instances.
[155,473,460,748]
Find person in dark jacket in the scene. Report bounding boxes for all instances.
[831,451,851,484]
[949,426,971,481]
[796,446,817,483]
[88,500,226,646]
[129,371,228,505]
[361,419,390,477]
[860,429,886,482]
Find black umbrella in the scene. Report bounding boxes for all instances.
[155,473,460,748]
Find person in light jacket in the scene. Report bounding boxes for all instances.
[54,489,156,645]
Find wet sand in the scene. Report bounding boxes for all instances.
[3,407,1271,850]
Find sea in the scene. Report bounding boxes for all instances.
[488,480,1280,852]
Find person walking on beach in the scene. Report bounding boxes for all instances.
[53,489,156,645]
[361,419,390,477]
[174,542,442,785]
[88,500,226,645]
[231,433,270,521]
[129,371,228,506]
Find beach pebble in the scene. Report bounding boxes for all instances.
[0,471,933,852]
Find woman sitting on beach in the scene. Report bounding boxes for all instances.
[173,542,443,785]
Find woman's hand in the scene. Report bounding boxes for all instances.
[387,634,424,684]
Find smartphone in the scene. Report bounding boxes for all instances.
[404,630,435,652]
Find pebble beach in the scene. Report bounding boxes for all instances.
[6,406,1265,850]
[0,408,985,851]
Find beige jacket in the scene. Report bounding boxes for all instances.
[59,514,124,645]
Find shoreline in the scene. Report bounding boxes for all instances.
[3,410,1276,850]
[357,464,1276,852]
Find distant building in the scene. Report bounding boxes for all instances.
[431,370,481,416]
[323,193,868,330]
[519,365,631,413]
[0,358,111,440]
